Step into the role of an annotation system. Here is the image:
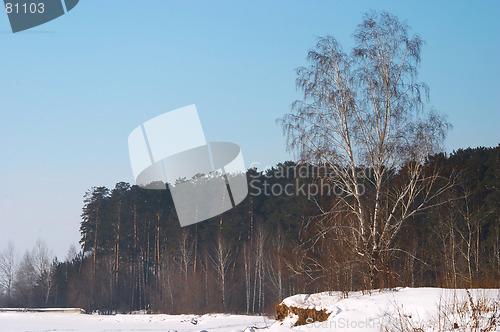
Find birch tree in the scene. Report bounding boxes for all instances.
[252,223,265,313]
[266,228,285,302]
[177,229,194,283]
[31,239,54,304]
[0,242,16,300]
[279,11,452,287]
[211,232,232,311]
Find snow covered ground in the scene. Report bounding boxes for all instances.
[0,288,498,331]
[269,288,500,331]
[0,312,274,332]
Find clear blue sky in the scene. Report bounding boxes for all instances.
[1,0,499,259]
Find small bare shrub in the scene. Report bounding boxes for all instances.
[383,289,499,331]
[436,289,499,331]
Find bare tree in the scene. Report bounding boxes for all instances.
[242,242,252,314]
[252,223,265,313]
[0,242,16,300]
[10,239,55,306]
[279,11,452,288]
[14,251,37,306]
[211,231,232,311]
[31,239,55,304]
[177,229,194,283]
[266,228,285,302]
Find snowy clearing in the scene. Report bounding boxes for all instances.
[270,287,500,331]
[0,312,274,332]
[0,288,499,331]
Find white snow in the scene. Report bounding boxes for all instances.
[281,291,344,313]
[0,288,498,331]
[270,287,500,331]
[0,307,84,313]
[0,312,274,332]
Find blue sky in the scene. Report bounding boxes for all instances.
[0,0,499,259]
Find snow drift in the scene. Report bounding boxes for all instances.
[272,287,500,331]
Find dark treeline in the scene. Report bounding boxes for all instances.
[0,146,498,314]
